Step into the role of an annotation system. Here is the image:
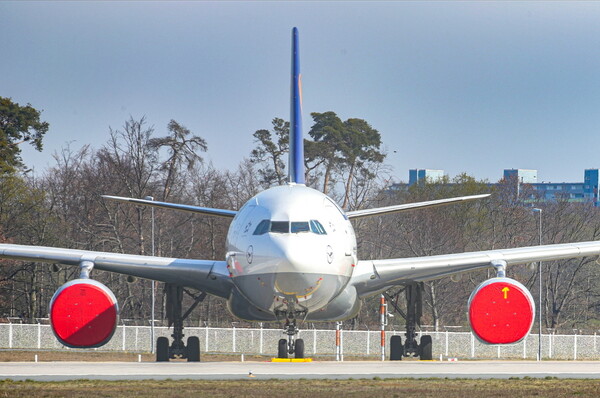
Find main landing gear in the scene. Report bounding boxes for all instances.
[276,315,305,359]
[156,284,206,362]
[385,282,433,361]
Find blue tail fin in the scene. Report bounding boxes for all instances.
[289,27,305,184]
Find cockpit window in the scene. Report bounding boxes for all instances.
[253,219,327,235]
[253,220,270,235]
[270,221,289,233]
[291,222,310,233]
[310,220,327,235]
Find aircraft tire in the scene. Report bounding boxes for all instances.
[295,339,305,359]
[187,336,201,362]
[156,337,169,362]
[390,335,403,360]
[419,335,433,360]
[278,339,288,358]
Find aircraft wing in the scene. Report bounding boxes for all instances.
[351,240,600,298]
[102,195,237,218]
[346,194,490,219]
[0,244,233,298]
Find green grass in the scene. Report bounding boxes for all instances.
[0,378,599,397]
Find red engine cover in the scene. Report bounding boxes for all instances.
[468,277,535,345]
[49,279,119,348]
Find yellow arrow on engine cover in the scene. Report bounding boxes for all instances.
[502,287,510,299]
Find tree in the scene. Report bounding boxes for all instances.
[307,112,385,205]
[339,118,385,209]
[306,112,345,195]
[96,117,162,319]
[0,97,49,173]
[0,174,58,321]
[535,200,600,330]
[250,118,289,187]
[149,120,207,201]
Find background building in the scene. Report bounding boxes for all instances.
[398,168,600,206]
[408,169,445,186]
[520,169,598,204]
[503,169,538,184]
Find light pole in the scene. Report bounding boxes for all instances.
[533,208,542,361]
[145,196,156,354]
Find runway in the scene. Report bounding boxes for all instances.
[0,360,599,381]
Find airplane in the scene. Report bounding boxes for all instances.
[2,27,600,361]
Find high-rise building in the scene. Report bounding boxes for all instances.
[408,169,445,186]
[503,169,538,184]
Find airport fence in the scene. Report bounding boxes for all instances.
[1,322,599,360]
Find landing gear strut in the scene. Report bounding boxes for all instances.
[385,282,433,361]
[276,314,305,359]
[156,284,206,362]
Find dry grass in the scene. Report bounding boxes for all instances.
[0,378,599,398]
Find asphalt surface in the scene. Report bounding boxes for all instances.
[0,360,599,381]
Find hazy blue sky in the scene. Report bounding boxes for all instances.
[3,1,600,183]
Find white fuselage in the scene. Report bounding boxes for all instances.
[226,184,357,319]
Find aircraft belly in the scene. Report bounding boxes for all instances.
[233,272,350,315]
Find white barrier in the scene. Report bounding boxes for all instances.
[0,323,598,360]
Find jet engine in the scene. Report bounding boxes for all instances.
[468,277,534,345]
[49,279,119,348]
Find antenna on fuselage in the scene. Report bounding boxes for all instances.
[288,27,305,185]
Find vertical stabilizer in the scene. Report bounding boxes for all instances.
[289,27,305,184]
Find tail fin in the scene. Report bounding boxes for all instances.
[289,27,305,184]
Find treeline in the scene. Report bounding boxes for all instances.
[357,177,600,333]
[0,112,388,328]
[1,110,599,334]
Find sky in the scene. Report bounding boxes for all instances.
[3,1,600,184]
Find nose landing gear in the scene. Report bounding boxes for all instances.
[276,316,305,359]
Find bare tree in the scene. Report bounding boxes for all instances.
[149,119,207,201]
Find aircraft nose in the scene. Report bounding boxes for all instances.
[268,237,324,299]
[270,235,320,272]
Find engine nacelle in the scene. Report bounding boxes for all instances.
[468,277,534,345]
[49,279,119,348]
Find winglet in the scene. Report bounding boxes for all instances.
[289,27,305,184]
